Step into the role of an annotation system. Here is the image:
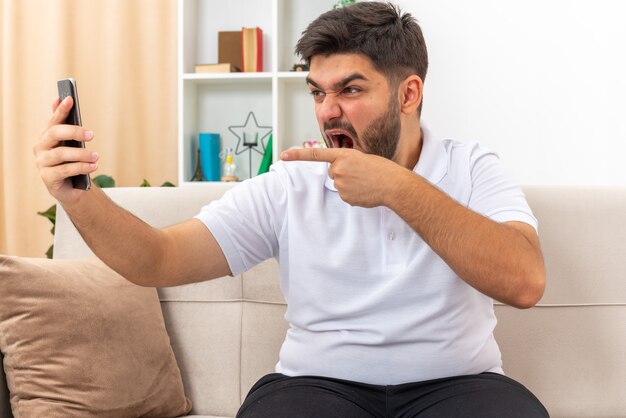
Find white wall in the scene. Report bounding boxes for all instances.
[395,0,626,186]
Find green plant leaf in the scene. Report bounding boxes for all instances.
[93,174,115,188]
[160,181,176,187]
[333,0,356,8]
[37,205,56,224]
[140,179,151,187]
[45,244,54,259]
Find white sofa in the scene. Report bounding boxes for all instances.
[2,185,625,417]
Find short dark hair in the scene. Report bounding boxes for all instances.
[295,2,428,87]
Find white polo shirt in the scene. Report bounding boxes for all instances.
[195,126,537,385]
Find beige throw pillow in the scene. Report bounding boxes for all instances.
[0,256,192,417]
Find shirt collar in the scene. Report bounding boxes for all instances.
[414,124,448,185]
[324,123,448,192]
[324,163,336,191]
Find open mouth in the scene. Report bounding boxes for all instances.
[326,130,355,149]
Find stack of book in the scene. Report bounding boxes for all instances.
[195,63,239,73]
[194,27,263,74]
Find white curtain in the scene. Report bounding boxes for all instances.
[0,0,177,256]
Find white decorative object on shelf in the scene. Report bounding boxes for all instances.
[221,147,238,182]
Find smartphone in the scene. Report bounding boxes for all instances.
[57,78,91,190]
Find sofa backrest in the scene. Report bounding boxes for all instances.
[52,185,626,418]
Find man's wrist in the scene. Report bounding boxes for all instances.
[382,165,418,209]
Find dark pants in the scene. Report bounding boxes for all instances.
[236,372,549,418]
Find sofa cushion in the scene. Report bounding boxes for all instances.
[0,256,192,417]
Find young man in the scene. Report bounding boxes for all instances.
[34,2,549,417]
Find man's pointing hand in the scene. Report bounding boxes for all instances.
[281,147,408,208]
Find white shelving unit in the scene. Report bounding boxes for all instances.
[178,0,337,185]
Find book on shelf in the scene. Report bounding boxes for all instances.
[195,63,239,73]
[242,27,263,72]
[218,31,242,71]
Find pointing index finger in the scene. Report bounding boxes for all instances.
[280,147,341,163]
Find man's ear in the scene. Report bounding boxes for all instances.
[398,75,423,115]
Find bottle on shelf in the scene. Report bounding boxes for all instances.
[221,147,238,182]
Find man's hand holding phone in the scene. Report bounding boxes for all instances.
[33,88,99,205]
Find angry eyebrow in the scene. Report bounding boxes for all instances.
[306,72,369,91]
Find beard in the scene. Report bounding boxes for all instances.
[322,94,401,160]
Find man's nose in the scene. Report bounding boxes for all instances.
[317,94,342,122]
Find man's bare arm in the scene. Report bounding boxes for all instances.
[388,168,545,308]
[64,187,231,286]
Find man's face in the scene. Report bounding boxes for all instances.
[307,53,401,160]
